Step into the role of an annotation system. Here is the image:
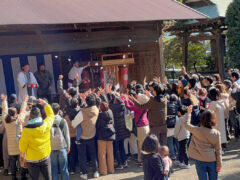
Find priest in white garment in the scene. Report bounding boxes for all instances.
[68,61,90,87]
[17,63,38,102]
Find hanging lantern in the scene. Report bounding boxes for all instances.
[121,66,128,87]
[81,70,90,89]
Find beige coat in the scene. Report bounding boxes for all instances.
[81,106,99,140]
[2,100,27,155]
[184,114,222,167]
[209,100,227,144]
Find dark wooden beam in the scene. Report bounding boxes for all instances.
[188,35,217,41]
[157,21,165,82]
[0,35,157,56]
[182,32,189,70]
[216,34,225,79]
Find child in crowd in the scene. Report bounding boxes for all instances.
[175,106,190,169]
[166,94,179,161]
[159,146,173,180]
[198,88,211,113]
[141,134,165,180]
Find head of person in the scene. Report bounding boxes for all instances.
[100,102,109,112]
[180,79,188,88]
[9,94,17,105]
[129,90,137,99]
[22,64,30,73]
[188,78,196,89]
[73,61,80,68]
[30,107,41,120]
[153,84,164,97]
[223,79,232,90]
[213,74,221,83]
[169,94,178,103]
[135,84,144,91]
[215,83,226,94]
[67,87,77,97]
[86,94,96,107]
[231,71,239,82]
[200,110,217,129]
[177,105,188,117]
[198,88,207,100]
[192,74,199,82]
[126,84,133,94]
[158,146,169,158]
[51,103,60,115]
[70,98,79,108]
[136,88,144,95]
[208,88,220,101]
[142,134,160,154]
[205,76,213,86]
[148,81,157,91]
[113,97,123,105]
[38,63,45,72]
[5,107,17,123]
[199,75,204,83]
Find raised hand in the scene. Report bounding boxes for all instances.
[22,96,29,102]
[75,73,79,80]
[0,94,7,101]
[182,66,187,74]
[38,98,47,106]
[153,76,161,83]
[163,76,168,84]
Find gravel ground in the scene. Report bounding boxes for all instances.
[0,139,239,180]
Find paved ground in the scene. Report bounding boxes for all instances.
[0,139,239,180]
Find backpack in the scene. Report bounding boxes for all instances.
[51,118,65,150]
[166,102,177,128]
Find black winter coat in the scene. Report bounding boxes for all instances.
[96,110,116,141]
[231,88,240,114]
[141,153,165,180]
[110,103,130,140]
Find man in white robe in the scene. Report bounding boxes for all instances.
[17,64,38,102]
[68,61,90,87]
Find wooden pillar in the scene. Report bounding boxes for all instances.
[216,33,225,79]
[182,31,189,71]
[157,21,165,82]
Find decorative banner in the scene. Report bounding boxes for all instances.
[100,70,105,88]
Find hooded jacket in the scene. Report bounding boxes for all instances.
[80,106,99,139]
[19,104,54,161]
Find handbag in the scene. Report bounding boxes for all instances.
[132,111,146,136]
[125,114,133,132]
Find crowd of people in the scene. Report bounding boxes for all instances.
[0,65,240,180]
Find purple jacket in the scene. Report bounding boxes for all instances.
[124,100,149,127]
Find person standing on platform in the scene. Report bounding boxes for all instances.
[17,63,38,103]
[68,61,90,88]
[34,64,53,102]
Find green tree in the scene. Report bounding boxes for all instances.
[164,37,209,71]
[226,0,240,68]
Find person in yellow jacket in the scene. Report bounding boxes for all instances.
[19,98,54,180]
